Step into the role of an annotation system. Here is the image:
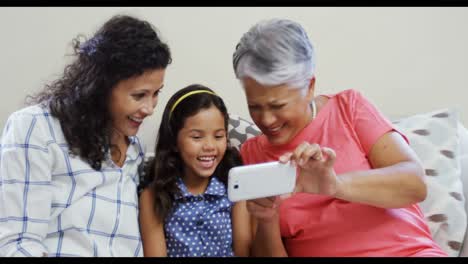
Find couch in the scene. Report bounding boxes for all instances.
[4,108,465,256]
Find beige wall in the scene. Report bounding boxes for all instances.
[1,7,468,151]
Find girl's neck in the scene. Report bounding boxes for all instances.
[182,174,211,196]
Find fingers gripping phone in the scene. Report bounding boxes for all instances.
[227,161,297,202]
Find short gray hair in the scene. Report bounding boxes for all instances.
[232,18,316,90]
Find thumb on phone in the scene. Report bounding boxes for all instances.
[278,152,293,163]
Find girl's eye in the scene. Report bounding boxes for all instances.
[215,134,226,139]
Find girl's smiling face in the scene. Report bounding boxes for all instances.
[177,104,227,185]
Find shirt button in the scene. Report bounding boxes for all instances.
[196,220,204,226]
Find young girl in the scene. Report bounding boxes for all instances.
[139,84,252,257]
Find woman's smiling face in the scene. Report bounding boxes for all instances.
[109,68,165,143]
[242,77,314,146]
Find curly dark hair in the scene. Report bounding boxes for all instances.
[145,84,242,221]
[27,15,172,170]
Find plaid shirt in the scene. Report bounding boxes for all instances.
[0,105,144,257]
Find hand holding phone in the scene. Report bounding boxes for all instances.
[227,161,296,202]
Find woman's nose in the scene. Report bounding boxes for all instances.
[141,99,155,116]
[259,110,276,127]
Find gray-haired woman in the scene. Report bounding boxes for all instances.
[232,18,446,257]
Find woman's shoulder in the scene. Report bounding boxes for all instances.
[8,104,49,120]
[4,104,57,132]
[321,89,371,111]
[324,89,364,101]
[239,134,264,152]
[239,134,270,164]
[2,104,65,144]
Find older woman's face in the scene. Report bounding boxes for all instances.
[242,77,314,145]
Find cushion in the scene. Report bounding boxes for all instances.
[456,122,468,257]
[393,109,466,256]
[228,114,261,151]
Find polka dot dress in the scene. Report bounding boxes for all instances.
[164,176,234,257]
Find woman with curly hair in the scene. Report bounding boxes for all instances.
[0,15,171,257]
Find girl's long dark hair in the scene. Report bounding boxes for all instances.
[27,15,172,170]
[146,84,242,221]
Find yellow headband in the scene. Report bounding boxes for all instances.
[169,90,217,117]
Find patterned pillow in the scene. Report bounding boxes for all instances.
[393,109,466,256]
[228,114,261,151]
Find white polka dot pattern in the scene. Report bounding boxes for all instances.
[164,176,234,257]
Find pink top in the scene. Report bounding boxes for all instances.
[240,89,446,256]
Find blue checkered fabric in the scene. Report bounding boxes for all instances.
[0,105,144,257]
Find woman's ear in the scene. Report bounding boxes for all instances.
[305,77,316,101]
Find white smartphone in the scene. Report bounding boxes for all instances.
[227,161,297,202]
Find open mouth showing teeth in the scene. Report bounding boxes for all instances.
[198,156,215,161]
[128,116,143,123]
[197,156,216,169]
[268,125,282,132]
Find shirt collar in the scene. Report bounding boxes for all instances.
[174,176,226,200]
[125,136,142,162]
[103,136,142,166]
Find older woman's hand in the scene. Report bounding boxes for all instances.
[246,196,288,257]
[246,196,282,223]
[279,142,340,196]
